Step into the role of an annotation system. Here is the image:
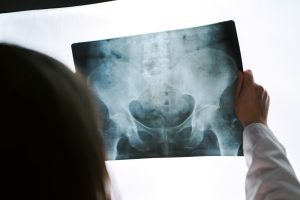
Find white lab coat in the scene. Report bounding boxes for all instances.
[244,123,300,200]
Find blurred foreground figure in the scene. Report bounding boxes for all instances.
[0,44,110,200]
[235,70,300,200]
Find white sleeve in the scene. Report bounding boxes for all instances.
[244,123,300,200]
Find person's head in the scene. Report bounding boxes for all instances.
[0,44,110,200]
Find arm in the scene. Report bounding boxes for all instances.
[235,70,300,200]
[244,123,300,200]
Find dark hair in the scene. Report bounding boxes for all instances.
[0,44,110,200]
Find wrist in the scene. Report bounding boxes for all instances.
[242,119,268,128]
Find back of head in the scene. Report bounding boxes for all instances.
[0,44,109,200]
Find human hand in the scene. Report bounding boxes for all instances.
[234,70,270,127]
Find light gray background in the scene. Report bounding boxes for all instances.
[1,0,299,199]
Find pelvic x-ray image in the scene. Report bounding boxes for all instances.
[72,20,244,160]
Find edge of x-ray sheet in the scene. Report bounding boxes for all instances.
[72,20,244,160]
[1,0,300,199]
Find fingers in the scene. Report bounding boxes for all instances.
[234,69,270,127]
[235,71,243,99]
[267,93,270,106]
[260,86,270,125]
[266,93,270,114]
[255,84,264,94]
[256,84,270,120]
[261,86,270,109]
[235,69,254,99]
[258,85,267,105]
[261,87,268,102]
[242,70,254,89]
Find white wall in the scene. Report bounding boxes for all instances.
[1,0,299,199]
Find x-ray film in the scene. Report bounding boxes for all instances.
[72,20,244,160]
